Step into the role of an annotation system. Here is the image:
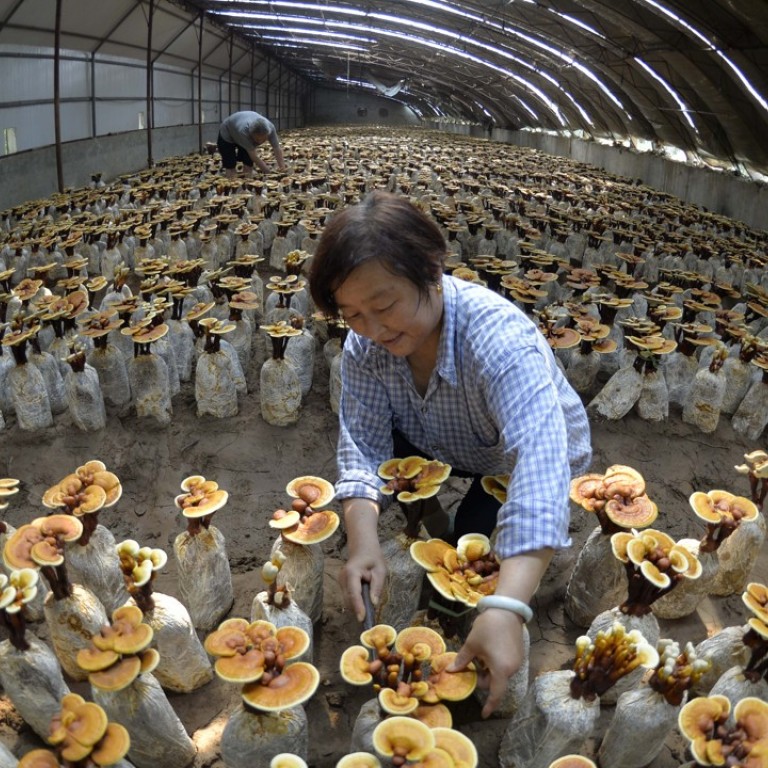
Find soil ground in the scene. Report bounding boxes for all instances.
[1,327,766,768]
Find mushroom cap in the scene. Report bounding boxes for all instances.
[270,755,308,768]
[610,531,634,563]
[412,703,453,729]
[17,749,60,768]
[93,605,154,654]
[371,716,435,761]
[410,539,455,571]
[174,488,229,518]
[36,514,84,544]
[426,570,481,607]
[241,661,320,711]
[285,476,335,509]
[275,626,311,660]
[378,456,425,481]
[395,626,446,661]
[569,473,606,509]
[602,465,646,498]
[548,757,597,768]
[204,617,251,657]
[546,327,581,350]
[90,722,131,767]
[639,559,671,589]
[88,655,142,692]
[432,727,478,768]
[360,624,397,652]
[3,525,43,570]
[604,494,658,529]
[77,646,121,673]
[747,617,768,640]
[281,509,340,545]
[456,533,492,562]
[734,696,768,741]
[678,695,731,761]
[335,753,382,768]
[339,645,374,685]
[743,582,768,623]
[269,509,302,529]
[214,648,267,683]
[425,652,477,702]
[378,687,419,715]
[480,474,508,504]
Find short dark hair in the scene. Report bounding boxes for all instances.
[309,191,446,316]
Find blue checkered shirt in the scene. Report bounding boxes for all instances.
[336,274,592,559]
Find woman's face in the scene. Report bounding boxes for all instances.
[333,259,443,358]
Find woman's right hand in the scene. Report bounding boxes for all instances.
[340,498,386,622]
[341,545,387,623]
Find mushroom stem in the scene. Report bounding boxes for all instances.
[402,500,424,539]
[743,630,768,682]
[78,513,99,547]
[0,610,30,651]
[41,563,72,601]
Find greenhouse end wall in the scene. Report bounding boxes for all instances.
[0,124,219,211]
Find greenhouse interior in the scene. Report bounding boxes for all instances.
[1,1,768,767]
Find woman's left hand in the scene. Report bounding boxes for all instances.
[447,608,526,718]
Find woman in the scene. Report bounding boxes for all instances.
[309,192,591,717]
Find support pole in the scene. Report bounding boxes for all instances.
[146,0,155,168]
[53,0,64,191]
[197,11,204,153]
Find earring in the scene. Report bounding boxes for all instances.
[435,283,443,293]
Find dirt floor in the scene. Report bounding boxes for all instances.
[1,322,767,768]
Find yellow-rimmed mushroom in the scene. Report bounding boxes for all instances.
[241,660,320,712]
[743,582,768,623]
[422,652,477,703]
[270,754,309,768]
[340,646,378,685]
[372,716,434,766]
[336,753,382,768]
[285,476,335,512]
[280,508,340,545]
[379,685,420,716]
[689,489,759,552]
[18,749,61,768]
[549,757,597,768]
[174,474,228,535]
[412,703,452,729]
[395,626,446,661]
[269,508,302,530]
[432,727,478,768]
[360,624,397,653]
[480,474,508,505]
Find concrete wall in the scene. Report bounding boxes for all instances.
[306,88,420,127]
[0,124,220,211]
[446,123,767,232]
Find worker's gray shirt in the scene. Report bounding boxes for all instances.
[218,111,279,152]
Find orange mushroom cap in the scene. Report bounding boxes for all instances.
[378,687,419,716]
[88,655,143,692]
[371,716,435,762]
[241,661,320,712]
[410,539,455,572]
[335,753,382,768]
[90,722,131,766]
[285,476,335,509]
[18,749,60,768]
[340,645,375,685]
[281,509,340,545]
[549,758,597,768]
[432,727,478,768]
[395,626,446,661]
[214,648,267,684]
[412,703,453,729]
[424,652,477,703]
[743,582,768,623]
[360,624,397,652]
[269,509,302,529]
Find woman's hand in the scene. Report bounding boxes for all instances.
[340,544,387,622]
[340,497,385,622]
[447,609,526,718]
